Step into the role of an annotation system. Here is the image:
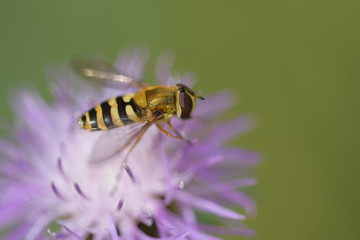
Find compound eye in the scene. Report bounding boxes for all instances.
[179,91,193,119]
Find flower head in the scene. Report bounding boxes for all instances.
[0,49,259,239]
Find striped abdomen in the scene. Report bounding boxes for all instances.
[78,94,144,130]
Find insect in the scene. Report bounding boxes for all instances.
[73,59,204,165]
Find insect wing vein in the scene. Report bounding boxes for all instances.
[87,117,158,164]
[71,58,145,89]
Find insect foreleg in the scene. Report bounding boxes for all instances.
[156,123,183,139]
[155,120,192,145]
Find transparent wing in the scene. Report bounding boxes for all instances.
[88,116,160,164]
[72,58,147,89]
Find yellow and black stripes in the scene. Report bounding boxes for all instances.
[100,101,113,128]
[116,97,133,126]
[78,94,143,131]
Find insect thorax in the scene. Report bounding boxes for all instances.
[134,86,178,117]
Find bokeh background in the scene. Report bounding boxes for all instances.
[1,1,359,239]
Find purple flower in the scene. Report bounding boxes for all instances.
[0,49,259,240]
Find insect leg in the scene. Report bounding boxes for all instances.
[122,122,154,166]
[109,117,163,195]
[166,120,192,145]
[112,119,158,191]
[156,123,183,140]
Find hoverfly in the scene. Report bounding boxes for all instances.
[72,58,204,165]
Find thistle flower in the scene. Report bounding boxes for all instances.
[0,49,259,240]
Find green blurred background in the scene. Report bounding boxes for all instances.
[1,1,359,239]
